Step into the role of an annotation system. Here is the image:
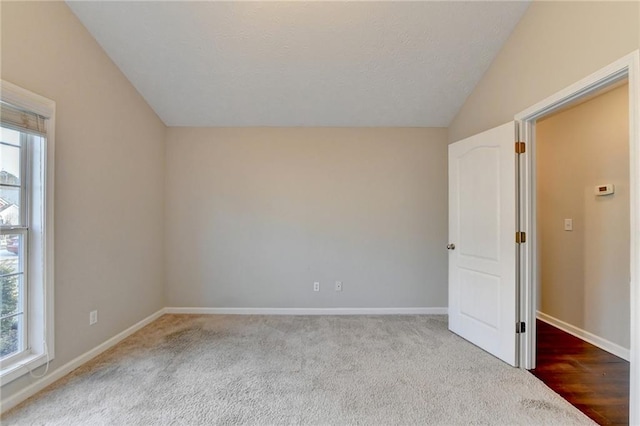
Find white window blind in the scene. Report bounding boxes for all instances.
[0,102,46,137]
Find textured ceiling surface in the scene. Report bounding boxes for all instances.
[67,1,530,127]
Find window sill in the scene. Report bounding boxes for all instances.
[0,352,50,386]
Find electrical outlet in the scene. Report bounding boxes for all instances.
[335,281,342,292]
[90,310,98,325]
[313,282,320,292]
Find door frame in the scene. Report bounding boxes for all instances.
[515,50,639,424]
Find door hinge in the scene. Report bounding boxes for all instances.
[516,322,526,333]
[516,231,526,244]
[515,142,525,154]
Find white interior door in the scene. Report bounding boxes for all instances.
[448,122,518,366]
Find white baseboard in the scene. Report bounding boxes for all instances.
[0,308,166,414]
[164,307,448,315]
[536,310,630,361]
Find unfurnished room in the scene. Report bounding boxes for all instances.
[0,1,639,425]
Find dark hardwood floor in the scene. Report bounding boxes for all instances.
[531,319,630,425]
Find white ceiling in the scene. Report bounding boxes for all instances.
[67,1,530,127]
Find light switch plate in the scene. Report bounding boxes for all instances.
[564,219,573,231]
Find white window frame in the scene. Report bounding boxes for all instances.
[0,80,55,385]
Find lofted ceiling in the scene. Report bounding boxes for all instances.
[67,1,530,127]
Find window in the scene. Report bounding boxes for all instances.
[1,127,29,361]
[0,81,55,384]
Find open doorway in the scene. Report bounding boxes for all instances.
[530,80,630,424]
[515,51,639,424]
[447,51,638,423]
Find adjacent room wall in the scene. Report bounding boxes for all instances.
[165,128,448,309]
[537,84,630,349]
[448,1,639,143]
[1,2,166,399]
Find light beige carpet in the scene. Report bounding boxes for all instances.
[2,314,594,425]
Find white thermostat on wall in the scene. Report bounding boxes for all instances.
[594,184,614,196]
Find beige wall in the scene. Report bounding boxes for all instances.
[1,2,166,398]
[449,1,639,143]
[165,128,448,309]
[537,84,630,349]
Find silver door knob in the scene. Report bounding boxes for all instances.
[447,243,456,250]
